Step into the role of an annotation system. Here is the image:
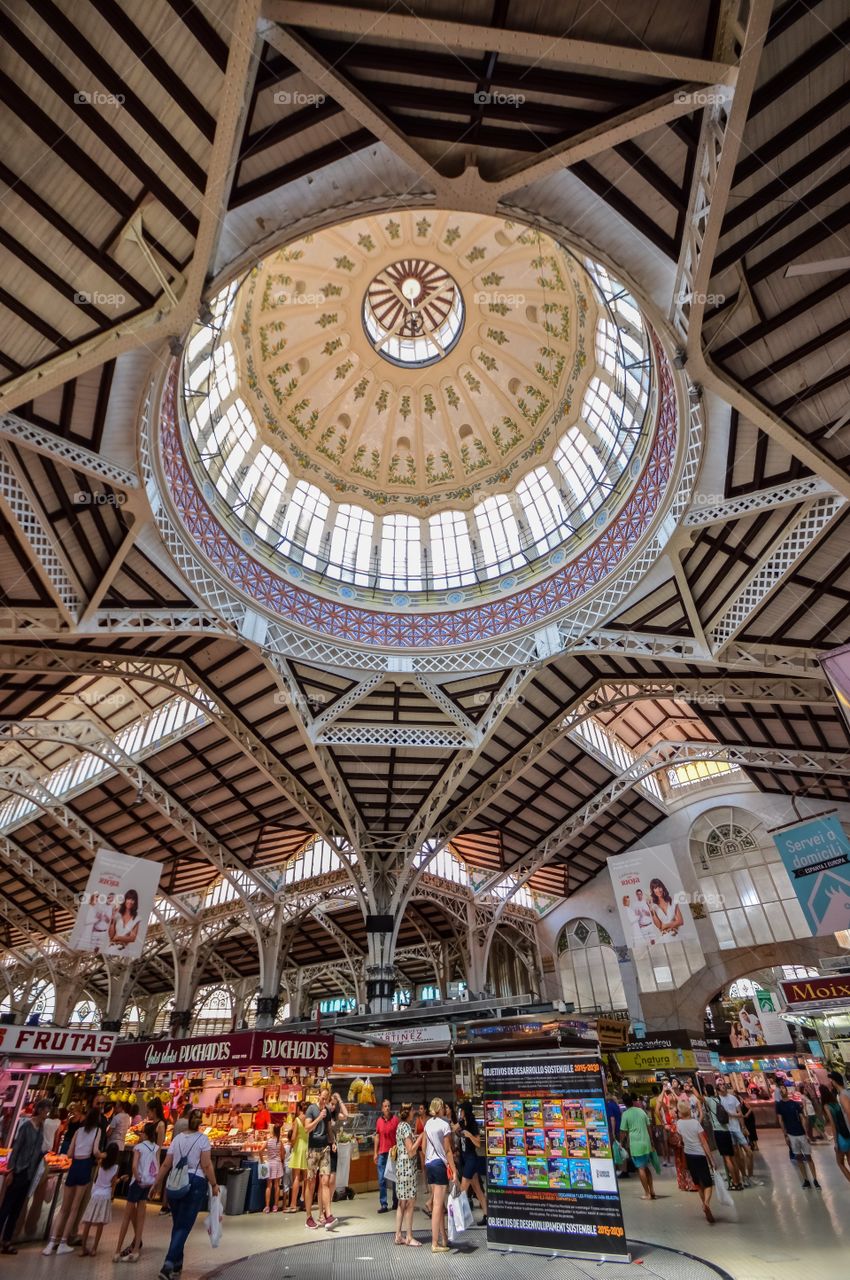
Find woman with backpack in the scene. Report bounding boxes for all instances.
[703,1084,740,1190]
[114,1122,160,1261]
[150,1109,220,1280]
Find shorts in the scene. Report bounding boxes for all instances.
[66,1156,94,1187]
[713,1130,734,1158]
[729,1128,749,1148]
[460,1152,479,1181]
[307,1146,331,1178]
[787,1133,811,1157]
[837,1133,850,1154]
[631,1152,651,1169]
[127,1181,152,1204]
[425,1160,449,1186]
[685,1154,714,1189]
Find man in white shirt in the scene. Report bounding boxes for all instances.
[633,890,657,945]
[716,1082,752,1185]
[107,1102,132,1151]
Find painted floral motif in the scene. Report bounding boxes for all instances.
[357,234,376,251]
[399,394,412,421]
[443,226,461,245]
[334,255,355,271]
[334,359,354,380]
[478,352,498,372]
[425,450,454,483]
[351,445,381,478]
[385,219,401,240]
[388,453,416,485]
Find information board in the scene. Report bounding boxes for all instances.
[483,1055,628,1260]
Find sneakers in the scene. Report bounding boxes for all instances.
[323,1214,337,1229]
[305,1216,320,1230]
[157,1268,173,1280]
[802,1179,811,1189]
[814,1180,822,1189]
[124,1253,140,1263]
[42,1242,57,1256]
[56,1243,75,1255]
[377,1206,389,1214]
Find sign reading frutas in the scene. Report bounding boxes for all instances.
[70,847,162,960]
[772,814,850,936]
[483,1055,628,1261]
[0,1026,118,1060]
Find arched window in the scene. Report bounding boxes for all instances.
[192,987,233,1035]
[689,807,812,948]
[557,919,627,1012]
[70,999,99,1028]
[28,981,55,1025]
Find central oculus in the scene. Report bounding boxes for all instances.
[363,257,464,366]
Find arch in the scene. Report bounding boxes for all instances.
[487,923,537,998]
[556,918,628,1013]
[191,985,234,1035]
[639,934,850,1033]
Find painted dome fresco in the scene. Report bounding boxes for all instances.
[156,210,686,657]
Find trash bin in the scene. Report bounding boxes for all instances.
[223,1167,249,1215]
[242,1159,266,1213]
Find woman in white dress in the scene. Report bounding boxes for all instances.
[649,878,684,936]
[108,889,140,951]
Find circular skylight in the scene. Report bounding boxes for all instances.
[175,211,659,609]
[363,258,464,366]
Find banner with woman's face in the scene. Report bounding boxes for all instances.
[608,843,699,954]
[69,847,162,959]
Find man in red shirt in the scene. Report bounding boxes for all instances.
[254,1100,271,1132]
[373,1099,399,1212]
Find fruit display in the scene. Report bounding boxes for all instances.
[44,1154,71,1170]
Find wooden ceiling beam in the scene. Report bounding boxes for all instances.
[749,16,850,115]
[735,79,850,185]
[230,129,374,207]
[165,0,229,71]
[716,165,850,276]
[572,160,678,258]
[713,268,850,362]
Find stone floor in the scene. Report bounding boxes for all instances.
[4,1132,848,1280]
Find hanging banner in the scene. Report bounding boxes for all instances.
[70,848,161,959]
[483,1055,628,1261]
[781,975,850,1010]
[772,814,850,936]
[608,843,698,952]
[820,645,850,738]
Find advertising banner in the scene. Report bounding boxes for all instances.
[369,1024,452,1053]
[107,1031,333,1074]
[820,645,850,738]
[0,1026,118,1061]
[772,814,850,935]
[483,1055,628,1260]
[70,848,162,960]
[608,843,698,953]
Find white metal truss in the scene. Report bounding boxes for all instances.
[313,724,471,749]
[0,443,82,620]
[477,737,850,913]
[684,477,838,527]
[308,676,385,735]
[0,721,276,919]
[0,413,139,491]
[707,494,846,649]
[413,677,479,740]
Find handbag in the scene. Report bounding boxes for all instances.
[612,1139,627,1166]
[257,1161,270,1180]
[649,1149,661,1174]
[166,1135,202,1201]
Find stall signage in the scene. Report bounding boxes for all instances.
[483,1054,628,1261]
[595,1018,629,1048]
[615,1048,698,1071]
[106,1030,333,1073]
[781,976,850,1009]
[370,1024,452,1052]
[0,1026,118,1060]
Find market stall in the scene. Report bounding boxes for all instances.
[610,1031,716,1102]
[104,1029,391,1206]
[0,1024,118,1244]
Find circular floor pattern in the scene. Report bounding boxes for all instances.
[203,1231,734,1280]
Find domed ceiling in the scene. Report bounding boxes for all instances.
[235,211,597,514]
[153,210,689,661]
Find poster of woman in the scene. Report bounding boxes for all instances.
[70,848,161,960]
[608,844,698,954]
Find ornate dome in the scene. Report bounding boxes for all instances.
[151,209,690,662]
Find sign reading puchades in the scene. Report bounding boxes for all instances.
[0,1025,119,1061]
[106,1030,333,1074]
[483,1055,628,1261]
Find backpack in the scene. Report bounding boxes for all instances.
[166,1135,202,1200]
[137,1142,159,1188]
[709,1097,729,1128]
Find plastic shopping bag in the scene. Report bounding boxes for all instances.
[447,1184,467,1241]
[384,1153,397,1183]
[458,1189,474,1230]
[207,1189,223,1248]
[712,1169,735,1212]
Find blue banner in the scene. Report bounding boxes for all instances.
[772,815,850,936]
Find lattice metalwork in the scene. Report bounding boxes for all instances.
[684,476,837,527]
[708,494,846,648]
[0,413,139,490]
[314,724,471,748]
[0,444,81,617]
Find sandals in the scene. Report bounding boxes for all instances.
[406,1238,422,1247]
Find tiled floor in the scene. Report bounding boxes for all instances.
[5,1133,849,1280]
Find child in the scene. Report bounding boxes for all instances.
[80,1142,120,1256]
[263,1125,284,1213]
[114,1123,160,1261]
